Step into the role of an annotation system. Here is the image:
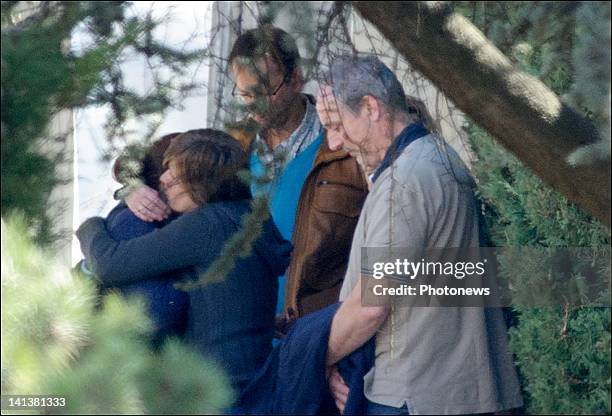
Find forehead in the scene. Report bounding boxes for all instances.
[336,100,362,121]
[231,55,283,82]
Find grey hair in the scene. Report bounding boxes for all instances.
[329,55,410,115]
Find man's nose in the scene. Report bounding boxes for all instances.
[327,131,344,151]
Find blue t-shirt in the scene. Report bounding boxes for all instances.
[250,133,323,314]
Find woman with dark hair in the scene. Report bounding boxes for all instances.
[79,132,188,343]
[77,129,292,394]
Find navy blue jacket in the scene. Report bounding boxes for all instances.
[95,203,189,340]
[77,200,292,393]
[237,303,375,415]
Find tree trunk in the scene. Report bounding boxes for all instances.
[351,1,611,228]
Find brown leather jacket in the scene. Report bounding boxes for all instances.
[285,138,368,318]
[230,126,368,321]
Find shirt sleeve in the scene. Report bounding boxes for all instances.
[76,208,219,286]
[361,172,431,282]
[363,177,429,249]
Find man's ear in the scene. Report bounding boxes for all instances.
[362,95,381,122]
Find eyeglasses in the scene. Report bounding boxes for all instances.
[231,73,290,104]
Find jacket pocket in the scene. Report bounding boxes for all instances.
[313,180,365,218]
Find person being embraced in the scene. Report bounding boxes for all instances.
[77,128,292,394]
[78,132,188,344]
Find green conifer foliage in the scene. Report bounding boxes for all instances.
[1,1,203,246]
[1,216,234,414]
[456,2,611,413]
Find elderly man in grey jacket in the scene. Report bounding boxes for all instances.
[316,56,523,415]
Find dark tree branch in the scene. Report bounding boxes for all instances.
[351,1,611,228]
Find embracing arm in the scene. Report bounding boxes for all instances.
[77,207,217,286]
[119,184,171,222]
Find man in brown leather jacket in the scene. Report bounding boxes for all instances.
[228,25,368,325]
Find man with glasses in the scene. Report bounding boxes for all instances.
[228,25,368,326]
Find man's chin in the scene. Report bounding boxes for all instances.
[251,111,289,130]
[251,111,275,123]
[346,151,368,172]
[250,113,266,125]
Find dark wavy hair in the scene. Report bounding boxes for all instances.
[112,132,181,191]
[228,24,300,77]
[163,129,251,205]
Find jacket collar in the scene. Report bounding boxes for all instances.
[312,130,351,167]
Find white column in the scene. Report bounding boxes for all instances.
[45,109,75,268]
